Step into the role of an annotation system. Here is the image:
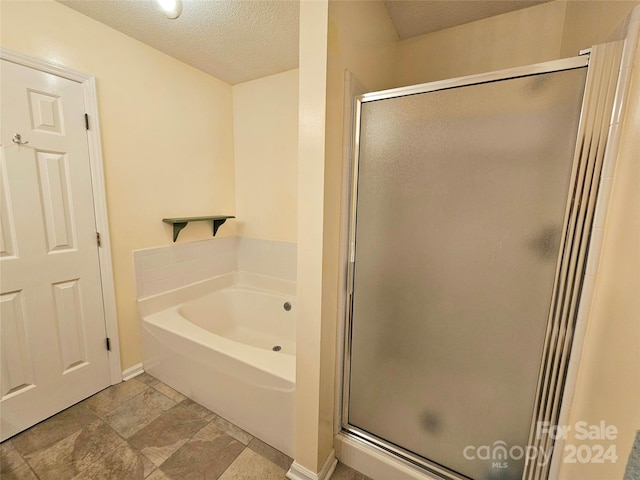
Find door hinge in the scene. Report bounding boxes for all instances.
[106,337,111,351]
[96,232,102,247]
[85,113,89,130]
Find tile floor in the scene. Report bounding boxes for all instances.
[1,373,370,480]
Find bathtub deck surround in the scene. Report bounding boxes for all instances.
[133,236,239,299]
[133,236,296,298]
[135,237,298,458]
[0,373,368,479]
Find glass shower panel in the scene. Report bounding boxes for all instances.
[348,68,587,480]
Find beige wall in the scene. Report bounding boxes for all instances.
[560,1,639,58]
[0,0,236,370]
[558,29,640,480]
[327,0,398,92]
[397,1,565,86]
[397,0,639,87]
[232,69,298,243]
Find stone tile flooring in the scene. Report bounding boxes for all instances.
[1,373,370,480]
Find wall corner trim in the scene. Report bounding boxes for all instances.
[121,363,144,381]
[287,449,338,480]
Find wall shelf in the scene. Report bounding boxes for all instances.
[162,215,235,242]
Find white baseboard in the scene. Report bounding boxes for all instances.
[287,449,338,480]
[121,363,144,381]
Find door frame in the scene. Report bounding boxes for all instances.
[1,47,122,385]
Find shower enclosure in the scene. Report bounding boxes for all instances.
[342,43,622,480]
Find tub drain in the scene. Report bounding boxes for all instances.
[283,302,292,311]
[272,345,282,352]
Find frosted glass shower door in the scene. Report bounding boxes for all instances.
[347,67,588,480]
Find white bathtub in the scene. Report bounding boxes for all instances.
[138,272,296,456]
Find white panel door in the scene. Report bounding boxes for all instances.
[0,59,111,440]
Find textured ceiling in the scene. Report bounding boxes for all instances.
[58,0,300,85]
[58,0,551,85]
[384,0,551,40]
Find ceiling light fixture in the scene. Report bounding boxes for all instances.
[154,0,182,19]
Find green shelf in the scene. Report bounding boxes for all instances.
[162,215,235,242]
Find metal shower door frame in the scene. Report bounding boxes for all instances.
[341,43,622,480]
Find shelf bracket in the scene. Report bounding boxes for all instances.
[171,222,189,242]
[212,218,228,236]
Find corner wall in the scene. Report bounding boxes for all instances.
[293,0,399,473]
[233,69,299,243]
[295,0,330,472]
[322,0,398,462]
[0,0,236,370]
